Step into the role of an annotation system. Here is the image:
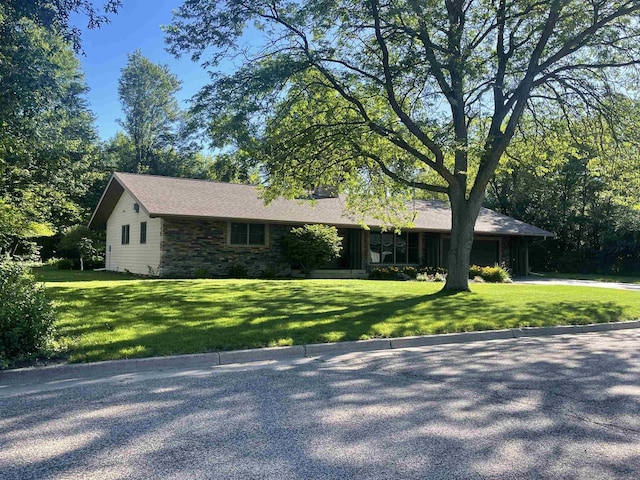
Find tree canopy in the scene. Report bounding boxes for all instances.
[0,3,101,256]
[488,105,640,274]
[5,0,120,52]
[166,0,640,290]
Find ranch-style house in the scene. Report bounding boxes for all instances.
[88,172,554,278]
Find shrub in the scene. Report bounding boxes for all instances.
[284,224,342,276]
[228,264,248,278]
[58,225,105,270]
[468,264,511,283]
[0,259,57,367]
[56,258,74,270]
[433,272,446,282]
[418,266,448,277]
[468,265,484,279]
[372,264,510,283]
[194,267,210,278]
[260,266,277,279]
[369,266,418,280]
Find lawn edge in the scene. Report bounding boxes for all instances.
[2,319,639,383]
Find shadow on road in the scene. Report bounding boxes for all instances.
[1,331,640,479]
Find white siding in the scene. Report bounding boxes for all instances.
[105,191,162,275]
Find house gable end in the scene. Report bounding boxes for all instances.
[88,173,151,230]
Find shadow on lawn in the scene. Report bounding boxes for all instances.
[45,279,631,362]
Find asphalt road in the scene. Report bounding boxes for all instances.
[2,330,640,479]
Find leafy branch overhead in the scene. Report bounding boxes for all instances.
[167,0,640,198]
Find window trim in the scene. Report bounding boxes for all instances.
[228,222,268,247]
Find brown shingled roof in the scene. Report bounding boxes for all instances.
[88,172,554,237]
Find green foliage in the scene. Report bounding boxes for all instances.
[205,152,260,184]
[228,264,248,279]
[118,50,180,170]
[0,199,54,256]
[5,1,120,53]
[167,0,640,291]
[488,111,640,275]
[370,266,448,281]
[284,225,343,276]
[58,225,104,270]
[56,259,75,270]
[468,265,511,283]
[112,50,207,179]
[416,272,447,283]
[0,4,102,253]
[0,259,57,367]
[368,265,509,282]
[259,266,278,279]
[369,266,416,280]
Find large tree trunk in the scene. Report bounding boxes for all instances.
[443,187,483,292]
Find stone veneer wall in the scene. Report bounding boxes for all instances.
[159,218,291,278]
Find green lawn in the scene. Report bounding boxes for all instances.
[33,267,640,363]
[535,272,640,284]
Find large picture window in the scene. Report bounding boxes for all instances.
[230,223,266,246]
[369,231,419,264]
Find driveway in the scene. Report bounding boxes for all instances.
[2,330,640,479]
[514,276,640,291]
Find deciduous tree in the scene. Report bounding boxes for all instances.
[166,0,640,291]
[0,4,101,254]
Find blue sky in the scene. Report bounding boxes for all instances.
[73,1,215,141]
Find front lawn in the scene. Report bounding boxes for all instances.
[34,268,640,363]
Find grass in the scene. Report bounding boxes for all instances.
[33,267,640,364]
[535,272,640,284]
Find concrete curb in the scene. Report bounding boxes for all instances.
[2,320,639,384]
[219,346,305,365]
[305,338,391,357]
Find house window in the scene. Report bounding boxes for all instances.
[230,223,266,246]
[121,224,130,245]
[140,222,147,244]
[369,231,419,264]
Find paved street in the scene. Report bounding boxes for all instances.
[2,330,640,479]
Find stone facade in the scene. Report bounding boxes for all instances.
[158,217,518,277]
[159,218,291,278]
